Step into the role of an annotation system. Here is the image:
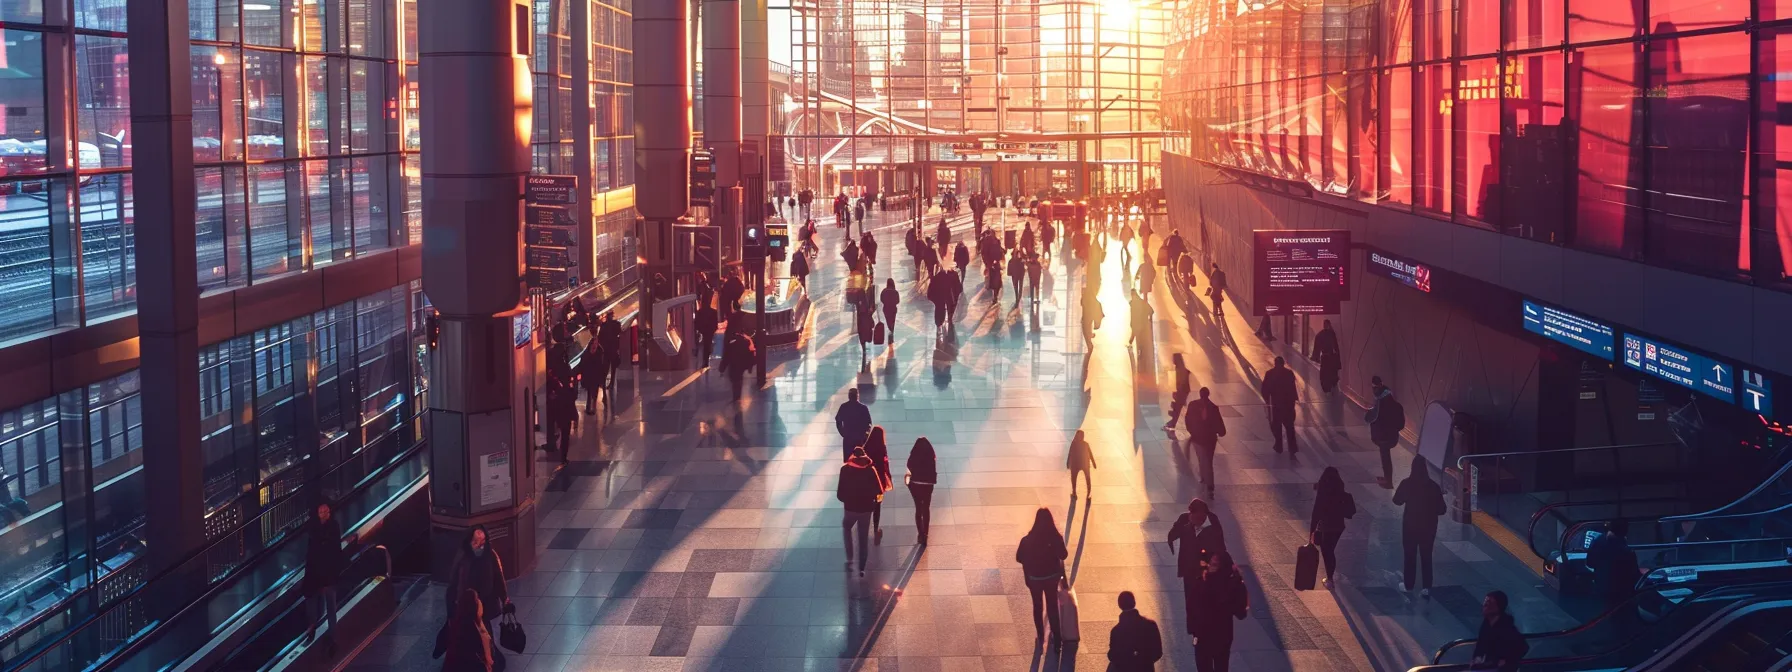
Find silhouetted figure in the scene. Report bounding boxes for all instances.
[1470,591,1528,671]
[838,447,882,576]
[907,437,938,545]
[1260,357,1299,455]
[1067,429,1097,499]
[579,340,608,415]
[1313,320,1341,393]
[880,279,900,341]
[862,426,895,541]
[1367,376,1406,488]
[1107,591,1164,671]
[302,502,347,653]
[1310,466,1355,588]
[440,589,495,672]
[445,526,510,671]
[834,388,872,458]
[1184,388,1226,499]
[1393,455,1445,596]
[1188,550,1248,671]
[1016,507,1069,643]
[693,303,718,367]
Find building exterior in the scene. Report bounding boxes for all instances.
[1160,0,1792,501]
[784,0,1166,198]
[0,0,637,665]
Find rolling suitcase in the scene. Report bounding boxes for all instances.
[1057,578,1082,641]
[1295,542,1320,591]
[873,322,886,345]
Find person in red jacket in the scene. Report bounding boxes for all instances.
[838,447,883,576]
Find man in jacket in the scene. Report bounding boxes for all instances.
[1208,263,1228,318]
[835,388,873,458]
[1184,387,1226,498]
[1107,591,1164,671]
[1165,354,1192,430]
[1167,498,1226,579]
[1366,376,1406,488]
[1313,320,1341,393]
[1260,357,1300,455]
[838,447,883,576]
[1393,455,1446,596]
[596,312,623,388]
[721,330,756,402]
[303,502,349,651]
[693,302,719,367]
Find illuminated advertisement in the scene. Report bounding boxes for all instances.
[1252,230,1350,316]
[1522,300,1614,361]
[1367,248,1432,293]
[1622,333,1734,404]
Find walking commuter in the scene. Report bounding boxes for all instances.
[302,502,348,652]
[1393,455,1446,596]
[927,267,959,331]
[907,437,938,545]
[446,525,511,672]
[1106,591,1164,671]
[1165,354,1192,429]
[838,447,883,576]
[1184,388,1226,498]
[1016,507,1069,643]
[1118,220,1135,266]
[440,589,495,672]
[1367,376,1406,488]
[791,248,810,286]
[720,272,746,322]
[693,302,718,367]
[862,426,895,541]
[579,340,608,415]
[1067,429,1097,500]
[1168,498,1226,596]
[721,329,756,402]
[1027,253,1044,304]
[1007,253,1026,306]
[1587,522,1639,607]
[835,388,873,457]
[954,241,970,281]
[1040,220,1056,258]
[1136,253,1156,297]
[1128,290,1152,347]
[854,201,866,231]
[861,231,879,269]
[1188,550,1249,672]
[880,279,900,340]
[856,299,876,358]
[1309,466,1355,588]
[1080,287,1103,347]
[1208,263,1228,318]
[1020,222,1037,256]
[1470,591,1529,672]
[937,217,952,256]
[1260,357,1300,455]
[1313,320,1341,393]
[547,376,576,462]
[597,312,623,387]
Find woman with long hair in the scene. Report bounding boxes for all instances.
[862,426,895,541]
[906,437,938,545]
[1015,507,1069,643]
[1309,466,1354,588]
[441,588,494,672]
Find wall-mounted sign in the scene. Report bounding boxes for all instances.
[512,309,533,349]
[524,175,578,205]
[1742,369,1774,419]
[527,205,577,227]
[1522,300,1614,361]
[1623,333,1735,404]
[528,226,577,247]
[1252,229,1350,316]
[1367,249,1432,293]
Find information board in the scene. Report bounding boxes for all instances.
[1252,230,1350,316]
[524,175,578,205]
[525,175,578,289]
[1623,333,1735,403]
[1522,300,1615,361]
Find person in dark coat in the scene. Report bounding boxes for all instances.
[953,242,970,281]
[1040,221,1056,257]
[1107,591,1164,671]
[1313,320,1341,393]
[1027,254,1044,304]
[861,231,879,269]
[1470,591,1528,671]
[1393,455,1446,595]
[544,375,575,462]
[1208,263,1228,318]
[856,299,876,358]
[1310,466,1353,588]
[720,272,746,322]
[880,279,900,341]
[440,588,494,672]
[1165,354,1192,430]
[579,341,608,415]
[1168,498,1226,638]
[1188,550,1248,671]
[1066,429,1097,499]
[596,312,623,387]
[303,502,348,650]
[1367,376,1405,488]
[693,303,718,368]
[446,525,510,671]
[835,388,872,458]
[907,437,938,545]
[839,447,883,576]
[927,267,956,331]
[1260,357,1299,454]
[721,329,756,402]
[862,426,895,539]
[791,247,810,285]
[1016,507,1069,642]
[1007,253,1026,306]
[937,217,952,256]
[1184,388,1226,498]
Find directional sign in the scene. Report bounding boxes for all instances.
[1742,369,1774,420]
[1523,300,1615,361]
[525,175,579,205]
[1622,333,1734,403]
[527,246,572,269]
[528,225,578,247]
[527,205,577,227]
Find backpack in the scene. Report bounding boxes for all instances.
[1383,398,1406,432]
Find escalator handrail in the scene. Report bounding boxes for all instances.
[1660,457,1792,524]
[1627,598,1792,671]
[1429,579,1792,664]
[1659,497,1792,527]
[1417,595,1786,672]
[1525,497,1682,561]
[1453,441,1681,472]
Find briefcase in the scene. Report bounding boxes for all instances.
[1295,543,1320,591]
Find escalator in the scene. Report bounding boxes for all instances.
[1666,601,1792,672]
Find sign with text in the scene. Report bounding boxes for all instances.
[525,175,578,289]
[1742,369,1774,419]
[524,175,578,205]
[527,225,577,247]
[1252,230,1350,316]
[1623,333,1735,404]
[1522,300,1614,361]
[1367,248,1432,293]
[527,205,577,227]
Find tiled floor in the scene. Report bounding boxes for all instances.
[351,208,1578,672]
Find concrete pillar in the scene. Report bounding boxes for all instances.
[637,0,692,360]
[741,0,770,161]
[703,0,742,188]
[128,0,205,586]
[420,0,537,578]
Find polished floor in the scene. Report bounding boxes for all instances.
[350,208,1572,671]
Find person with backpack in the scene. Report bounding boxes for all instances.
[1309,467,1355,589]
[1367,376,1406,489]
[1393,455,1446,596]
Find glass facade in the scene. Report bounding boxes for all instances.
[0,282,430,653]
[1162,0,1792,287]
[785,0,1166,194]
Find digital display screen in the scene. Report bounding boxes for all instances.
[1623,333,1734,404]
[1252,230,1350,316]
[1367,249,1432,293]
[1522,300,1614,361]
[513,309,534,349]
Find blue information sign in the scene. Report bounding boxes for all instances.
[1522,300,1614,361]
[1742,369,1774,419]
[1621,334,1735,404]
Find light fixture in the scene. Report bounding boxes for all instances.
[244,2,272,9]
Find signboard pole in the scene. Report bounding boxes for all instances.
[756,154,769,388]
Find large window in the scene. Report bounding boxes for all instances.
[1644,32,1748,276]
[1457,58,1500,225]
[1502,51,1568,242]
[1570,42,1643,258]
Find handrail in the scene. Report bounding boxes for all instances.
[1429,579,1792,665]
[221,544,392,672]
[1660,458,1792,524]
[0,443,425,672]
[1660,498,1792,525]
[1525,498,1681,561]
[1453,441,1680,471]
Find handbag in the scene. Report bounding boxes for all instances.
[498,610,528,653]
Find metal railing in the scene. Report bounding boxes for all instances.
[1525,497,1682,562]
[1452,441,1688,533]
